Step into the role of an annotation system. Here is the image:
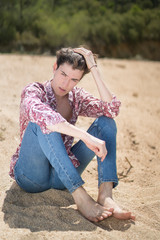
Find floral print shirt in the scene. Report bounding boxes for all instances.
[9,80,121,179]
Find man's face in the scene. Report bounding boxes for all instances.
[51,63,84,98]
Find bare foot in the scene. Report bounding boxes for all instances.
[98,196,135,221]
[72,187,113,222]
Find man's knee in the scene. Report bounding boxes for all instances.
[97,116,117,134]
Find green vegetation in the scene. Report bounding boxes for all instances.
[0,0,160,59]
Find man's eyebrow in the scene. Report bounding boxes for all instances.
[61,70,67,75]
[60,70,80,81]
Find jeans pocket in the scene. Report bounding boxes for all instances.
[15,173,46,193]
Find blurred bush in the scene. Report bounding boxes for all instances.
[0,0,159,59]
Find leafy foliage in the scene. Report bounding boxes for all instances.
[0,0,159,59]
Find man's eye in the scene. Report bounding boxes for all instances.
[61,72,66,76]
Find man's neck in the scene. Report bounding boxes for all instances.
[55,93,68,103]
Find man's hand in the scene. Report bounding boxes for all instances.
[73,47,97,70]
[74,47,113,103]
[83,133,107,162]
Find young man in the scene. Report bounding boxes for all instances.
[10,47,135,222]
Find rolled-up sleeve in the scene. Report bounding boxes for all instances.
[20,83,66,134]
[77,88,121,118]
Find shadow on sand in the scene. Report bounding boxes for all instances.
[2,182,134,232]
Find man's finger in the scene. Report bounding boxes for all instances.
[101,156,105,162]
[101,151,108,162]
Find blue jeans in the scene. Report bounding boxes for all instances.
[14,116,118,193]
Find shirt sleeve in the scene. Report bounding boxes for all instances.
[77,88,121,118]
[20,83,66,134]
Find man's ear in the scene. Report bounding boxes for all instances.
[53,63,58,72]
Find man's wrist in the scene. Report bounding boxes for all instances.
[89,64,97,70]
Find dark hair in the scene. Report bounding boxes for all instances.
[56,47,90,76]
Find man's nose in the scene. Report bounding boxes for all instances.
[62,77,70,88]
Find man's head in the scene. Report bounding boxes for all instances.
[52,47,97,97]
[56,48,90,77]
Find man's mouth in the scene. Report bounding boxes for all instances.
[59,87,66,92]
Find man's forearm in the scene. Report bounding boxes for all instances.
[90,66,113,103]
[47,121,88,141]
[73,47,113,103]
[47,121,107,162]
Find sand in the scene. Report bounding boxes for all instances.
[0,54,160,240]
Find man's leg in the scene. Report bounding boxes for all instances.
[36,122,115,222]
[72,116,135,220]
[14,122,51,193]
[92,116,135,220]
[14,122,84,193]
[70,116,118,222]
[71,116,118,187]
[14,122,113,222]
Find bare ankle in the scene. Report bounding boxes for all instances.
[71,186,115,222]
[98,182,113,202]
[72,186,87,204]
[72,186,95,211]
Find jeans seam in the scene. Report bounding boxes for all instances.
[14,161,49,189]
[98,179,118,188]
[96,120,118,188]
[15,172,46,192]
[98,158,103,185]
[44,133,83,192]
[69,182,84,193]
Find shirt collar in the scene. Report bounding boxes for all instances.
[44,80,56,103]
[45,80,74,105]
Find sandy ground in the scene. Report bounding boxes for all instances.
[0,54,160,240]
